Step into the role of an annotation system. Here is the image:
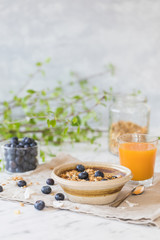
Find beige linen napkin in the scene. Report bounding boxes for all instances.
[0,153,160,227]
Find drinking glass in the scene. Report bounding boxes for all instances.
[118,134,158,186]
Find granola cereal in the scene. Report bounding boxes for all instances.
[60,167,123,182]
[109,120,148,155]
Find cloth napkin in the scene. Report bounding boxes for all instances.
[0,153,160,227]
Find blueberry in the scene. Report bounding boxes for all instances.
[30,148,38,156]
[7,154,15,162]
[46,178,54,185]
[78,171,88,179]
[8,148,16,155]
[0,186,3,192]
[7,167,14,172]
[24,153,30,162]
[10,143,17,148]
[24,144,30,148]
[15,156,23,165]
[22,137,27,142]
[18,142,24,148]
[15,167,24,173]
[23,162,29,170]
[94,170,104,178]
[10,137,18,144]
[34,200,45,210]
[24,138,33,144]
[16,149,25,157]
[9,161,17,169]
[29,156,37,164]
[4,143,11,148]
[41,186,51,194]
[28,164,36,171]
[111,176,118,179]
[16,145,21,148]
[76,164,85,172]
[17,180,27,187]
[30,142,37,147]
[101,178,108,181]
[55,193,65,201]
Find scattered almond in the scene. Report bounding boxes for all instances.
[12,176,23,181]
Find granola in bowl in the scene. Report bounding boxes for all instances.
[60,165,123,182]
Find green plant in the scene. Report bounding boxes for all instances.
[0,60,115,161]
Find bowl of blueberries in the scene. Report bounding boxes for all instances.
[1,137,39,173]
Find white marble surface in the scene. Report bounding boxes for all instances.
[1,138,160,240]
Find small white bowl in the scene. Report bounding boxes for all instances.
[52,162,132,205]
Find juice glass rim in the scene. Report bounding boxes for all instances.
[117,133,158,144]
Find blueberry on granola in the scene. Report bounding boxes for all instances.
[46,178,54,185]
[76,164,85,172]
[111,176,118,179]
[34,200,45,210]
[55,193,65,201]
[41,186,51,194]
[78,171,88,179]
[94,170,104,178]
[0,186,3,192]
[17,180,27,187]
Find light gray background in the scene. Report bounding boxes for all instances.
[0,0,159,129]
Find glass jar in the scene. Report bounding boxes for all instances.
[108,94,150,155]
[1,139,39,173]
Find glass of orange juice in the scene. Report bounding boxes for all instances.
[118,134,158,186]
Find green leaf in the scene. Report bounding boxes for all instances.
[55,107,64,116]
[45,57,51,63]
[27,89,36,94]
[50,119,56,127]
[64,127,68,135]
[93,86,98,93]
[41,90,46,96]
[3,101,9,107]
[72,95,82,100]
[79,79,88,88]
[40,150,45,162]
[36,62,42,67]
[104,95,107,101]
[29,118,36,124]
[71,116,81,126]
[77,126,80,134]
[47,119,50,127]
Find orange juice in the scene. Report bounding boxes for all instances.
[119,142,157,181]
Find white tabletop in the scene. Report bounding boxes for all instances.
[1,138,160,240]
